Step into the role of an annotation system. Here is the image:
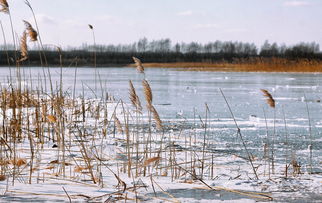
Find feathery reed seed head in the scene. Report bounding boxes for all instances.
[132,56,144,73]
[142,79,152,108]
[23,20,38,41]
[266,98,275,108]
[260,89,275,108]
[150,105,163,130]
[114,115,123,134]
[0,0,9,13]
[18,31,28,62]
[129,80,142,113]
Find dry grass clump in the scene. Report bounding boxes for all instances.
[143,156,161,167]
[11,158,27,167]
[0,88,38,108]
[139,58,322,73]
[230,57,322,72]
[46,115,57,123]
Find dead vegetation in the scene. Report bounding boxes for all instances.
[139,58,322,72]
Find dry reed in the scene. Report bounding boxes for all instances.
[18,31,28,62]
[129,80,142,113]
[0,0,8,13]
[140,58,322,73]
[47,115,57,123]
[132,57,145,73]
[114,115,123,134]
[261,89,275,108]
[142,79,152,108]
[150,105,162,131]
[23,20,38,41]
[143,157,161,167]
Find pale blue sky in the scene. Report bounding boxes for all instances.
[1,0,321,48]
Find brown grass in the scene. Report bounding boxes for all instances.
[47,115,57,123]
[129,58,322,72]
[143,156,161,166]
[0,174,6,181]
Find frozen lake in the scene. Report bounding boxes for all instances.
[2,67,322,168]
[1,66,322,202]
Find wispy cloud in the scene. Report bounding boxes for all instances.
[30,14,56,25]
[63,19,84,28]
[224,28,248,33]
[177,10,193,16]
[283,1,311,7]
[194,23,219,29]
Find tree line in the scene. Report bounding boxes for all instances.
[0,38,321,66]
[79,38,320,57]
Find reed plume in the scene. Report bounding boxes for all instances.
[132,57,144,73]
[150,104,163,130]
[142,79,152,108]
[261,89,275,108]
[18,31,28,62]
[23,20,38,41]
[129,80,142,113]
[114,115,123,134]
[0,0,8,13]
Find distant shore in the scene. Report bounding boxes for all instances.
[1,50,321,72]
[129,61,322,72]
[2,61,321,72]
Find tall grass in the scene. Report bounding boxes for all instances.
[142,58,322,72]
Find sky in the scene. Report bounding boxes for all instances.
[0,0,321,48]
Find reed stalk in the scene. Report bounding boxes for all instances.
[304,94,313,174]
[220,89,259,180]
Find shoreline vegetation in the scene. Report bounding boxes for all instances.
[1,37,322,72]
[1,50,321,72]
[134,59,322,72]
